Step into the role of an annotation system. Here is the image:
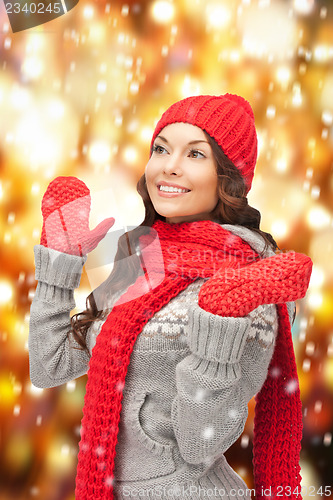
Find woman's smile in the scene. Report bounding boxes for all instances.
[156,180,191,197]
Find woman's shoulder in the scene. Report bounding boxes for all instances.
[214,222,276,258]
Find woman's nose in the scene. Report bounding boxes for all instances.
[162,153,182,175]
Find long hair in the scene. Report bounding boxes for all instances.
[69,131,279,354]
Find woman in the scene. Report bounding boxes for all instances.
[29,94,312,499]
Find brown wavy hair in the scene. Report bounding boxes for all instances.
[69,131,279,354]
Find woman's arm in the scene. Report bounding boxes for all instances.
[170,302,278,464]
[28,245,90,388]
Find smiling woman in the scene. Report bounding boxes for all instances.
[145,123,219,223]
[28,93,312,500]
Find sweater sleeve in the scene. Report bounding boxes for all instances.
[170,302,279,465]
[28,245,90,388]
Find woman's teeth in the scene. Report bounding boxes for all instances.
[159,185,189,193]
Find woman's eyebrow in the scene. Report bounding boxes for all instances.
[155,135,168,143]
[188,140,210,145]
[156,135,209,146]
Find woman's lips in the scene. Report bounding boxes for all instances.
[156,185,191,198]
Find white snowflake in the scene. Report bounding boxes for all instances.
[115,381,125,392]
[104,475,114,488]
[270,366,281,378]
[95,445,105,456]
[194,388,208,401]
[228,409,239,419]
[80,442,89,452]
[202,426,214,439]
[285,378,299,394]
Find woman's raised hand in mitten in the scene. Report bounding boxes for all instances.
[40,176,115,257]
[198,252,313,318]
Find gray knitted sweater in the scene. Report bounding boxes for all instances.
[29,224,296,499]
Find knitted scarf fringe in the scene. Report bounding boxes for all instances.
[253,303,303,500]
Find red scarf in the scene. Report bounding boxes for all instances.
[75,219,302,500]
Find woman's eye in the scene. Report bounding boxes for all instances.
[189,149,205,159]
[152,144,167,154]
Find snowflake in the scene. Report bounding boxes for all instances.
[104,475,114,488]
[194,388,207,401]
[95,445,105,457]
[228,409,239,419]
[115,381,125,392]
[202,426,214,439]
[80,442,89,452]
[270,366,281,378]
[285,378,299,394]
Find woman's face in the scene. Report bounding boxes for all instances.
[145,123,219,224]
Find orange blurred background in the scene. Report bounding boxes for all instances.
[0,0,332,498]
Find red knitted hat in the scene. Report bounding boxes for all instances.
[150,94,258,194]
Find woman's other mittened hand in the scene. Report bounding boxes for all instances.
[198,252,313,317]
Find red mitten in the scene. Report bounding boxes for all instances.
[198,252,313,317]
[40,176,115,256]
